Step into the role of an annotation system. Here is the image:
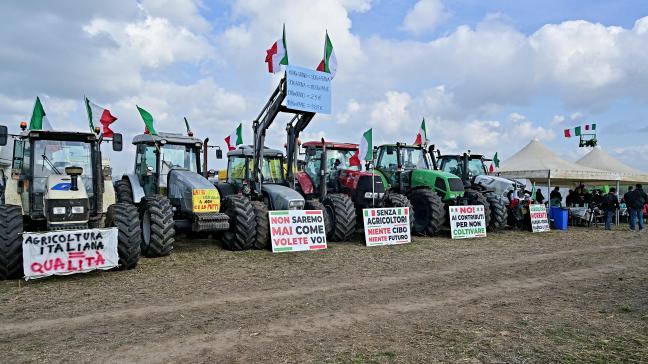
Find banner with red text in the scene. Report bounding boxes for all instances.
[22,228,119,280]
[530,204,550,232]
[269,210,327,253]
[449,205,487,239]
[362,207,410,247]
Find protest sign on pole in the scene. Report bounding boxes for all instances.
[530,204,550,232]
[269,210,327,253]
[449,205,487,239]
[362,207,410,247]
[22,228,119,280]
[285,65,331,114]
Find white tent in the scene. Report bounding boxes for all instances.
[575,147,648,183]
[497,139,619,185]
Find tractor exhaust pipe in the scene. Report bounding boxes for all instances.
[319,138,327,200]
[203,138,209,178]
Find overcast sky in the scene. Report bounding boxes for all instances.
[1,0,647,174]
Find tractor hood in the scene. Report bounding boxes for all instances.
[44,175,90,225]
[168,168,220,214]
[473,174,516,197]
[261,183,305,210]
[410,169,465,200]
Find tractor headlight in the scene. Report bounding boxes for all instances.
[364,192,384,199]
[52,207,66,215]
[71,206,84,214]
[288,200,304,210]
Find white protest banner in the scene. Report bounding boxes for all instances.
[269,210,327,253]
[530,204,550,232]
[449,205,487,239]
[285,65,332,114]
[22,228,119,280]
[362,207,410,247]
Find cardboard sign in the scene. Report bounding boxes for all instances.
[22,228,119,280]
[192,189,220,212]
[530,204,550,232]
[449,205,487,239]
[285,65,332,114]
[362,207,411,247]
[269,210,327,253]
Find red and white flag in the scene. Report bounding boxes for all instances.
[85,97,117,137]
[316,31,337,79]
[225,123,243,151]
[265,25,289,73]
[413,118,427,145]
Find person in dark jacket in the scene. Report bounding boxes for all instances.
[622,186,634,204]
[550,186,562,206]
[535,189,545,204]
[602,188,620,230]
[627,184,648,231]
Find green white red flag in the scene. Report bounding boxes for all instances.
[358,128,372,162]
[225,123,243,151]
[413,118,427,145]
[265,25,288,74]
[136,105,157,136]
[85,97,117,137]
[316,31,337,79]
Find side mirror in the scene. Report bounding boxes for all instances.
[386,146,394,155]
[112,133,123,152]
[306,147,316,156]
[0,125,8,146]
[216,149,223,159]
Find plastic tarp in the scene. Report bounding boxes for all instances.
[496,139,619,184]
[575,147,648,183]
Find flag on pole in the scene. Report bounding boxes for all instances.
[225,123,243,151]
[489,163,494,173]
[531,182,537,201]
[85,97,117,137]
[265,24,288,73]
[493,152,500,168]
[591,123,597,131]
[136,105,157,136]
[585,124,590,131]
[413,118,427,145]
[29,97,53,130]
[575,126,582,136]
[184,117,191,134]
[316,31,337,79]
[564,129,571,138]
[358,128,372,161]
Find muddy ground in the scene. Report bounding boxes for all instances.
[1,227,647,363]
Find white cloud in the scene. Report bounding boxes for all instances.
[402,0,448,34]
[335,99,361,124]
[370,91,411,132]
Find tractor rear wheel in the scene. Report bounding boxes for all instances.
[251,200,270,250]
[383,192,415,229]
[220,195,255,251]
[114,179,134,204]
[406,188,445,236]
[464,189,491,228]
[323,193,356,242]
[305,199,332,237]
[139,195,175,257]
[0,205,23,280]
[483,192,508,231]
[106,203,141,270]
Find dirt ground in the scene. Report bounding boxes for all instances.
[1,227,647,363]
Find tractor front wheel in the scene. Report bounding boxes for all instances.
[323,193,356,242]
[305,199,332,237]
[383,192,415,230]
[106,203,141,270]
[464,190,491,228]
[139,195,175,257]
[483,192,508,231]
[220,195,256,251]
[251,200,270,250]
[0,205,23,280]
[114,179,134,204]
[407,188,445,236]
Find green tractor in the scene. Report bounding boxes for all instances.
[373,143,491,235]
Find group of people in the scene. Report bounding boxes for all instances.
[621,185,648,231]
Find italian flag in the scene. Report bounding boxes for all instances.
[585,123,597,131]
[413,118,427,145]
[564,129,571,138]
[136,105,157,136]
[316,31,337,79]
[85,97,117,137]
[29,97,53,130]
[350,128,372,167]
[225,123,243,151]
[265,25,288,74]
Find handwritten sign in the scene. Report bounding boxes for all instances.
[530,204,550,232]
[362,207,410,247]
[449,205,487,239]
[192,189,221,212]
[285,65,331,114]
[22,228,119,280]
[269,210,327,253]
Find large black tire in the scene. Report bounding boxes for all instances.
[383,192,415,230]
[407,188,445,236]
[114,179,134,204]
[251,200,270,250]
[483,192,508,231]
[464,189,491,228]
[139,195,175,257]
[305,199,332,238]
[322,193,356,242]
[220,195,255,251]
[0,205,23,280]
[106,203,141,270]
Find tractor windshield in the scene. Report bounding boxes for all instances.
[400,147,429,170]
[327,149,360,171]
[261,157,285,184]
[33,139,94,197]
[228,156,285,184]
[441,157,485,177]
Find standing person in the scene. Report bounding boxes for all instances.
[602,188,620,230]
[550,186,562,206]
[627,184,648,231]
[622,186,634,204]
[535,189,545,204]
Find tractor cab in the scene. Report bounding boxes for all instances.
[438,154,488,182]
[302,141,361,190]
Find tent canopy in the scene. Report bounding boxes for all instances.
[575,147,648,183]
[497,139,619,184]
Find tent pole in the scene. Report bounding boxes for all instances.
[616,179,620,225]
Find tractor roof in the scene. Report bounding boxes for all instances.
[302,141,358,150]
[378,143,423,149]
[132,132,202,146]
[227,145,284,158]
[439,154,486,160]
[23,130,98,142]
